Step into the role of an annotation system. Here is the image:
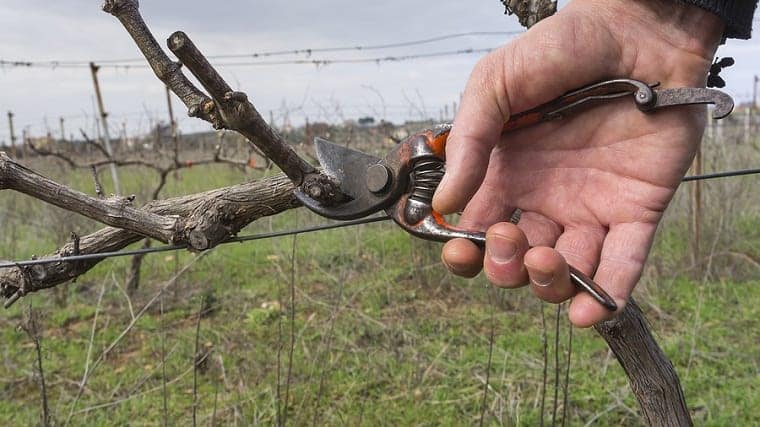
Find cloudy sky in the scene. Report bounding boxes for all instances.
[1,1,758,142]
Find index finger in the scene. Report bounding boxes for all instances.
[432,13,621,215]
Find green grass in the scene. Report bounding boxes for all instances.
[0,155,758,426]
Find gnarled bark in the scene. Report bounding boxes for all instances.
[595,300,692,426]
[0,172,299,300]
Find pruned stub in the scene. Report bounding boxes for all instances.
[500,0,557,28]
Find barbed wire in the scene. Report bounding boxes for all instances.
[0,166,758,270]
[0,31,518,68]
[1,47,495,70]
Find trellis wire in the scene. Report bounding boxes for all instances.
[0,216,391,269]
[0,166,758,270]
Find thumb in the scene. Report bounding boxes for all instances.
[432,14,620,214]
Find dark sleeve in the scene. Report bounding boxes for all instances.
[681,0,758,39]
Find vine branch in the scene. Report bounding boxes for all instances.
[0,172,299,300]
[102,0,343,204]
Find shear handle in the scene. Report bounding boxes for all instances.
[503,78,656,131]
[386,129,619,311]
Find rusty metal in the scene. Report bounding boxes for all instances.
[295,79,736,312]
[643,87,733,119]
[503,78,733,131]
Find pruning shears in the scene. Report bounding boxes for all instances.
[295,78,734,312]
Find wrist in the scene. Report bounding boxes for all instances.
[566,0,725,86]
[592,0,723,55]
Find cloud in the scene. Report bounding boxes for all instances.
[1,1,519,137]
[0,0,757,140]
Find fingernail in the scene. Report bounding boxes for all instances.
[441,255,462,275]
[487,235,518,264]
[530,270,555,288]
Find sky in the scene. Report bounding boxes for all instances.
[0,0,759,143]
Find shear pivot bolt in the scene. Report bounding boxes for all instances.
[366,164,391,194]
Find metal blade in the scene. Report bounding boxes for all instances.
[313,137,381,198]
[653,87,734,119]
[296,137,397,220]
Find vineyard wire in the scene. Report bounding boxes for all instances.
[0,165,758,271]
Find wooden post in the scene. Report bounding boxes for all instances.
[752,75,758,136]
[59,116,66,143]
[165,85,179,160]
[7,111,17,158]
[690,112,705,267]
[21,128,29,159]
[121,121,127,147]
[304,116,311,145]
[745,106,751,145]
[89,62,122,194]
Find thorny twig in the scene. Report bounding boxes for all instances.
[160,294,169,427]
[21,304,51,427]
[192,296,204,427]
[282,235,298,427]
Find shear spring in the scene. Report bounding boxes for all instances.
[409,158,445,204]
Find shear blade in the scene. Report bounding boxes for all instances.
[313,137,381,199]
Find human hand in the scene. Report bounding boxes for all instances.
[432,0,725,327]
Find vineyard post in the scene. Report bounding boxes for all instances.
[691,139,702,266]
[7,111,17,158]
[89,62,122,194]
[753,75,758,133]
[745,106,752,145]
[22,128,28,158]
[59,116,66,143]
[690,109,712,267]
[165,85,180,173]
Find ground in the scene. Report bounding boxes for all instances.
[0,123,757,425]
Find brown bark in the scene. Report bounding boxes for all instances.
[101,0,217,124]
[595,300,692,426]
[0,153,181,244]
[102,0,343,205]
[500,0,557,28]
[0,172,299,300]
